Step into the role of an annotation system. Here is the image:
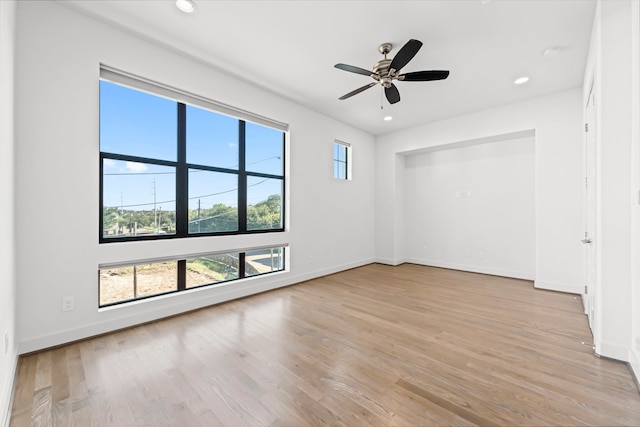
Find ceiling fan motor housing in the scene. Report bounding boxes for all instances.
[373,58,391,76]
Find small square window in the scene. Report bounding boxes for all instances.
[334,140,351,180]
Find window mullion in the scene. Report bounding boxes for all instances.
[99,153,105,240]
[239,252,246,278]
[345,147,349,179]
[177,260,186,291]
[238,121,247,233]
[176,103,188,236]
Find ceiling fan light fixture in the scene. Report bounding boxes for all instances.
[514,76,530,85]
[176,0,196,13]
[383,115,393,121]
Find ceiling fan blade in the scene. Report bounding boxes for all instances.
[339,82,377,100]
[389,39,423,73]
[385,84,400,104]
[400,70,450,81]
[335,63,373,76]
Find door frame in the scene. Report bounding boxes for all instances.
[583,77,599,350]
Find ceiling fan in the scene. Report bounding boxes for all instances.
[335,39,449,104]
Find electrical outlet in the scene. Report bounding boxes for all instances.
[62,296,75,312]
[479,251,485,259]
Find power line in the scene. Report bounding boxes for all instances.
[106,178,270,209]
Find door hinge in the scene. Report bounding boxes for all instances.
[585,123,589,132]
[585,285,588,294]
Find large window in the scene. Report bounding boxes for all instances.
[99,247,286,307]
[100,73,286,242]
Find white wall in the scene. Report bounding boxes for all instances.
[0,0,17,424]
[376,88,584,294]
[584,0,638,364]
[631,0,640,381]
[403,135,535,279]
[14,1,376,354]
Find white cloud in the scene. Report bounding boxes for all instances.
[228,142,237,148]
[103,158,116,168]
[125,161,148,173]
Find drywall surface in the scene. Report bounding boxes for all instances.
[14,1,375,353]
[376,88,584,293]
[630,0,640,380]
[403,135,535,279]
[0,0,17,424]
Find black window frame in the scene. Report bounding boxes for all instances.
[99,83,286,244]
[98,246,286,308]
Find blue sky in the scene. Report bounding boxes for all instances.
[100,81,283,212]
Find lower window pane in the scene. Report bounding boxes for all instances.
[189,169,238,233]
[186,253,240,288]
[334,160,347,179]
[245,247,285,277]
[247,177,283,230]
[102,159,176,239]
[99,261,178,306]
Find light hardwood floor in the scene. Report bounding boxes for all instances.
[9,263,640,426]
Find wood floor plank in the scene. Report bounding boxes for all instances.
[9,263,640,426]
[9,353,38,427]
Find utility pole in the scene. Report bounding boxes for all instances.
[120,191,123,234]
[152,179,157,232]
[197,198,201,232]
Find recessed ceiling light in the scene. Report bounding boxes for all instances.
[176,0,196,13]
[543,47,561,57]
[383,115,393,121]
[514,76,529,85]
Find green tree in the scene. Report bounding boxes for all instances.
[103,206,119,233]
[247,194,282,229]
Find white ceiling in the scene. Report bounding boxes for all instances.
[60,0,596,135]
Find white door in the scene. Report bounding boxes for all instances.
[583,83,598,343]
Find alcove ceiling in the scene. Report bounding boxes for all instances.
[60,0,596,135]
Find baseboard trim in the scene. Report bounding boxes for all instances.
[18,257,376,355]
[375,257,408,266]
[534,280,583,295]
[595,341,629,362]
[629,349,640,393]
[1,350,18,427]
[405,258,535,281]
